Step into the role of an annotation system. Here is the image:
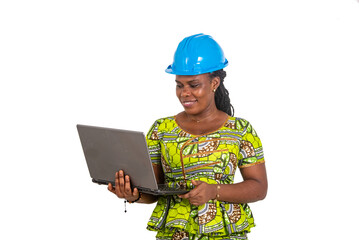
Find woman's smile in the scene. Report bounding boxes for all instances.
[181,99,198,108]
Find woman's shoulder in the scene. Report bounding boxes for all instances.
[148,116,177,132]
[225,116,253,131]
[151,116,176,125]
[227,115,249,125]
[227,116,261,138]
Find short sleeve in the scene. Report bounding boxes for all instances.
[237,119,265,168]
[146,120,162,165]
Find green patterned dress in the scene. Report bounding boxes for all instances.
[146,116,265,240]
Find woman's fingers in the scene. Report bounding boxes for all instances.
[119,171,125,190]
[132,187,139,198]
[114,170,137,200]
[108,183,115,193]
[179,181,202,199]
[124,175,133,196]
[114,170,125,198]
[179,181,213,206]
[124,175,141,201]
[114,171,120,195]
[109,170,139,201]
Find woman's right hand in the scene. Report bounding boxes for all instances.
[108,170,140,202]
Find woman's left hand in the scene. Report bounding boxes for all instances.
[178,180,217,206]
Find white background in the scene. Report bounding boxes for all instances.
[1,0,358,239]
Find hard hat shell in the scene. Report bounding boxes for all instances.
[165,33,228,75]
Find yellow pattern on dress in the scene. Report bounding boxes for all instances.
[146,116,265,239]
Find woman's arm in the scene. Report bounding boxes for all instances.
[179,163,267,206]
[219,163,267,203]
[108,164,165,204]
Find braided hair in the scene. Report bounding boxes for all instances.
[209,69,234,117]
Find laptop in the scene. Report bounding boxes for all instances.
[77,124,189,195]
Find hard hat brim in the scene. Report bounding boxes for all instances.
[165,59,228,75]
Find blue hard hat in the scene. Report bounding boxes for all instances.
[165,33,228,75]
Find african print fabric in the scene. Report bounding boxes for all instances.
[146,116,265,239]
[156,229,248,240]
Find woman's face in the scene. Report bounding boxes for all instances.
[175,73,219,116]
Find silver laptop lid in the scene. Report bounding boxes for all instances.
[77,124,158,190]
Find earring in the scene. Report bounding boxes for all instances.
[213,89,216,92]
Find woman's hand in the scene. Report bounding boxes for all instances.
[108,170,140,202]
[178,180,217,206]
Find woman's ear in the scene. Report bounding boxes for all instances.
[211,76,220,91]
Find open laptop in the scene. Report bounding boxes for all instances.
[77,124,188,195]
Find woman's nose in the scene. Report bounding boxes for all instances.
[181,87,190,97]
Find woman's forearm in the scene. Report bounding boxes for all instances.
[216,179,267,204]
[215,163,268,204]
[136,193,159,204]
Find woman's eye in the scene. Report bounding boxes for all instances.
[176,85,183,88]
[190,84,199,88]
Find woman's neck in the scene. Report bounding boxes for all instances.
[185,106,221,123]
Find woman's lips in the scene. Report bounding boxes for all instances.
[182,100,197,108]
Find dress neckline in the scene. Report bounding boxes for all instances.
[173,114,231,137]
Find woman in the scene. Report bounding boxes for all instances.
[108,33,268,240]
